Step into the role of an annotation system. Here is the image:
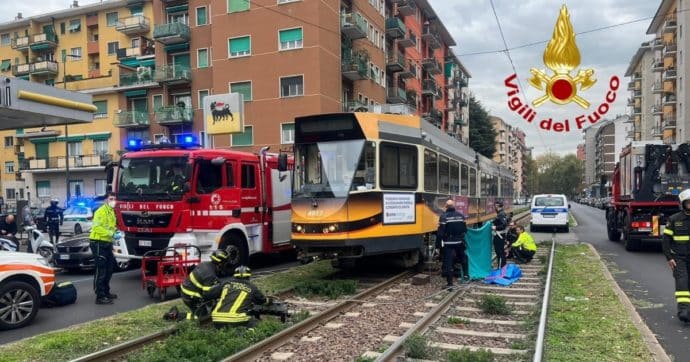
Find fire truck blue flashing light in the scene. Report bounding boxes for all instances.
[127,139,143,150]
[182,135,195,144]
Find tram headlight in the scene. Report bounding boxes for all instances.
[328,225,337,232]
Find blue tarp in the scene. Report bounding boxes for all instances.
[484,263,523,286]
[465,222,494,279]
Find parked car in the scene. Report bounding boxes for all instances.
[54,233,131,272]
[0,251,55,330]
[59,206,96,235]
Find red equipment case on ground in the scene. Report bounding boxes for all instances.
[141,244,201,300]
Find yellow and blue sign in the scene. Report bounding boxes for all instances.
[202,93,244,135]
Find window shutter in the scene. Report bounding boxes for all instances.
[279,28,302,43]
[230,37,250,53]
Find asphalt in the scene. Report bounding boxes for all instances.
[0,254,299,346]
[565,202,689,360]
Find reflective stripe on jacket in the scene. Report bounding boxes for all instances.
[211,279,267,324]
[662,211,690,260]
[88,205,116,242]
[181,262,221,300]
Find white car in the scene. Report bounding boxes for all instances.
[530,194,570,232]
[0,251,55,330]
[59,206,95,235]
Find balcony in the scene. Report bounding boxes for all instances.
[20,154,112,172]
[397,0,417,17]
[664,18,678,33]
[453,115,466,126]
[627,81,637,90]
[422,25,441,50]
[386,87,406,103]
[31,61,58,76]
[30,32,58,51]
[87,40,99,55]
[11,36,29,51]
[114,111,150,128]
[398,62,415,79]
[342,101,369,112]
[116,15,151,35]
[627,98,634,106]
[664,68,677,80]
[664,116,676,129]
[153,22,190,45]
[422,57,442,74]
[651,125,662,137]
[652,37,663,49]
[341,12,367,40]
[385,17,407,39]
[422,78,439,96]
[154,65,191,85]
[398,30,416,48]
[651,60,664,72]
[386,51,405,72]
[119,68,156,87]
[632,72,642,80]
[663,42,677,56]
[652,82,663,94]
[663,93,676,105]
[652,104,663,114]
[632,107,641,115]
[88,67,101,78]
[117,43,155,59]
[632,89,641,97]
[341,57,368,81]
[154,106,193,126]
[86,14,99,27]
[12,63,31,77]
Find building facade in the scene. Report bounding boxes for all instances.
[576,143,585,161]
[625,42,654,141]
[591,116,632,196]
[489,115,527,198]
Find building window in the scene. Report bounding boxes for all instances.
[70,47,82,59]
[281,123,294,144]
[106,12,119,26]
[6,189,15,200]
[69,180,84,197]
[60,23,65,34]
[280,75,303,97]
[4,136,13,147]
[228,36,251,57]
[0,34,9,46]
[69,19,81,33]
[94,179,107,196]
[197,48,209,68]
[230,81,252,101]
[232,126,253,146]
[36,181,51,197]
[0,59,10,72]
[152,94,163,110]
[68,141,83,157]
[93,140,109,156]
[279,28,303,50]
[107,42,119,55]
[198,90,209,109]
[93,100,107,119]
[4,161,14,173]
[196,7,208,26]
[228,0,250,13]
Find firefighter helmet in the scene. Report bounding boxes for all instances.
[210,250,229,265]
[234,265,251,279]
[679,189,690,210]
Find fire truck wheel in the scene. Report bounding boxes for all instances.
[623,215,640,251]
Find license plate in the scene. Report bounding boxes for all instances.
[139,240,152,247]
[542,214,556,218]
[59,254,69,260]
[637,227,652,232]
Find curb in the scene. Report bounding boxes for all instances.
[585,243,671,362]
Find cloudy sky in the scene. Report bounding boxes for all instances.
[2,0,662,155]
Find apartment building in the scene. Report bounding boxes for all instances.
[590,116,632,195]
[444,50,470,144]
[624,41,655,141]
[489,115,528,198]
[576,143,585,161]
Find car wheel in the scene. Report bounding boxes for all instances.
[74,224,82,235]
[0,281,40,330]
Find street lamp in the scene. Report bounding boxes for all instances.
[62,52,81,204]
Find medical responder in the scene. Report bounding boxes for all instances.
[509,225,537,263]
[663,189,690,323]
[89,192,118,305]
[437,199,468,288]
[180,250,229,320]
[44,198,63,244]
[211,265,270,328]
[492,201,509,268]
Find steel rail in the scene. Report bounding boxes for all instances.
[222,270,413,361]
[533,235,556,361]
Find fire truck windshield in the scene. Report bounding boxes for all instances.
[293,140,366,199]
[117,156,191,200]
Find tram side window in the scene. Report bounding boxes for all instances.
[424,150,438,192]
[460,164,468,195]
[242,163,256,189]
[353,142,376,190]
[439,155,449,194]
[469,168,477,197]
[196,159,222,194]
[480,172,488,197]
[450,160,459,194]
[490,175,498,196]
[380,143,417,189]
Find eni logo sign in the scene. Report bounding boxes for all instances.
[504,5,619,132]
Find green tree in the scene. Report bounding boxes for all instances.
[468,97,497,159]
[531,152,583,198]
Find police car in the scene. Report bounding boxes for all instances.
[530,194,570,233]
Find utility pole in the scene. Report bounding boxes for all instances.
[62,52,81,204]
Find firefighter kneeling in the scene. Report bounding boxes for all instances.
[663,189,690,323]
[212,266,271,328]
[180,250,228,320]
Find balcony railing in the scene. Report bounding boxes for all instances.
[153,22,190,45]
[30,32,58,51]
[652,104,663,114]
[12,63,31,76]
[398,62,414,79]
[627,81,635,90]
[341,57,368,81]
[154,65,191,84]
[397,0,417,17]
[343,101,369,112]
[19,154,112,171]
[155,106,193,125]
[31,60,58,76]
[652,59,664,72]
[422,78,439,96]
[11,36,29,51]
[386,51,405,72]
[652,37,663,48]
[652,82,663,93]
[422,24,441,50]
[664,69,677,80]
[664,42,677,55]
[120,68,156,87]
[632,72,642,80]
[87,40,99,55]
[385,17,407,39]
[115,15,151,35]
[632,107,641,115]
[386,86,407,104]
[664,117,677,129]
[341,12,367,40]
[422,57,442,74]
[663,93,677,104]
[114,111,150,128]
[664,18,678,33]
[117,43,155,59]
[627,98,634,106]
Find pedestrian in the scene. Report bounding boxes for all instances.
[508,225,537,263]
[89,192,118,305]
[22,204,34,228]
[0,214,18,239]
[211,266,271,328]
[662,189,690,323]
[180,250,229,320]
[44,198,64,244]
[492,201,509,268]
[437,199,469,288]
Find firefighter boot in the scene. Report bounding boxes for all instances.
[678,304,690,323]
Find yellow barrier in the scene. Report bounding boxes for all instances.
[18,90,97,112]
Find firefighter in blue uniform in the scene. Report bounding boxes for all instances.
[437,200,468,288]
[44,198,63,244]
[663,189,690,323]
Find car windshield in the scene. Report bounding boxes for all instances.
[118,156,190,200]
[64,207,89,216]
[534,197,565,207]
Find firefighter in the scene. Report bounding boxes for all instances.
[44,198,63,244]
[180,250,229,320]
[437,199,468,288]
[663,189,690,323]
[211,266,270,328]
[492,201,509,268]
[169,164,187,193]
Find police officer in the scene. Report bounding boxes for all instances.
[89,193,118,305]
[211,266,270,328]
[180,250,229,320]
[492,201,509,268]
[663,189,690,323]
[437,200,468,288]
[44,198,63,244]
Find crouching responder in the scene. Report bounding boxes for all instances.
[663,189,690,323]
[437,199,468,288]
[509,225,537,263]
[211,266,271,328]
[180,250,229,320]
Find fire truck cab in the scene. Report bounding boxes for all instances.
[110,142,293,272]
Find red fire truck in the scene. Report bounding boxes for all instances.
[606,141,690,251]
[107,142,293,272]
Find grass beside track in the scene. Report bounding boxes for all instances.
[0,260,335,362]
[545,244,652,361]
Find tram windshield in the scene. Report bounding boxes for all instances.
[293,140,368,198]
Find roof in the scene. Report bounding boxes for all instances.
[416,0,456,47]
[624,43,651,76]
[446,49,472,78]
[0,0,127,31]
[646,0,675,34]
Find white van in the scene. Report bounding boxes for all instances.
[530,194,570,232]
